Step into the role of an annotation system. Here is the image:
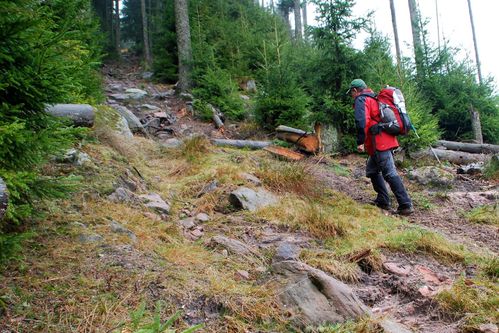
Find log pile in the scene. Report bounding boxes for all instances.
[418,140,499,167]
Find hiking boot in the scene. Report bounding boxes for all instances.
[370,200,391,210]
[396,206,414,216]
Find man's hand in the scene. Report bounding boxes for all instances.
[357,144,365,153]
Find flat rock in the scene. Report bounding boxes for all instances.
[379,319,413,333]
[78,233,103,243]
[195,213,210,222]
[479,324,498,333]
[108,187,139,204]
[209,236,257,256]
[110,220,137,242]
[197,180,218,197]
[239,172,262,186]
[139,193,171,214]
[383,262,411,277]
[407,166,454,186]
[179,217,196,229]
[272,260,368,326]
[274,242,301,262]
[229,186,277,211]
[160,138,182,149]
[125,88,148,100]
[109,93,129,101]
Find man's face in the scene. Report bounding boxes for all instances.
[350,88,360,98]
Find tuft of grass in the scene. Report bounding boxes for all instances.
[479,256,499,279]
[300,249,361,282]
[180,136,211,162]
[255,160,324,198]
[386,228,467,263]
[465,204,499,226]
[436,277,499,331]
[308,317,382,333]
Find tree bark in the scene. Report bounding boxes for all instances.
[293,0,302,41]
[302,1,307,40]
[174,0,193,93]
[114,0,120,55]
[141,0,152,69]
[421,148,491,165]
[0,177,7,220]
[45,104,95,127]
[467,0,482,84]
[469,105,483,144]
[408,0,423,78]
[434,140,499,154]
[211,139,272,149]
[389,0,401,72]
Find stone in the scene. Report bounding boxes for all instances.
[197,180,218,197]
[408,166,454,187]
[179,217,196,229]
[125,88,148,100]
[195,213,210,222]
[234,270,250,281]
[239,172,262,186]
[113,105,144,132]
[479,323,498,333]
[239,94,250,101]
[383,262,411,277]
[108,83,123,91]
[139,193,171,214]
[108,187,139,204]
[143,212,162,221]
[78,233,103,243]
[229,187,278,212]
[209,236,257,255]
[274,242,301,262]
[179,92,194,101]
[59,149,92,166]
[140,104,160,111]
[142,71,153,80]
[272,260,368,326]
[109,93,129,101]
[110,220,137,242]
[379,319,413,333]
[115,115,134,138]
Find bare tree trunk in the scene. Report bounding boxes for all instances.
[469,105,483,144]
[389,0,401,72]
[302,1,308,40]
[270,0,274,13]
[467,0,482,84]
[408,0,423,78]
[114,0,120,55]
[174,0,193,93]
[293,0,302,41]
[0,177,8,220]
[141,0,152,69]
[435,0,441,51]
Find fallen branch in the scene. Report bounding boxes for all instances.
[434,140,499,154]
[211,139,271,149]
[0,177,8,220]
[45,104,95,127]
[208,104,224,130]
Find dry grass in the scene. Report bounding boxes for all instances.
[300,249,361,282]
[255,159,325,198]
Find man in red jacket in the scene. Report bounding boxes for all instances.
[348,79,413,215]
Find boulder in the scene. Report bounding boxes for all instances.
[112,105,145,133]
[272,260,368,326]
[116,115,134,138]
[229,187,278,211]
[407,166,454,187]
[139,193,171,214]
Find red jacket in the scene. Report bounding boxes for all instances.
[354,89,399,156]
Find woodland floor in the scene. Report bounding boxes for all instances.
[0,58,497,333]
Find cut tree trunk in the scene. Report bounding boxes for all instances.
[422,148,491,165]
[434,140,499,154]
[0,177,8,220]
[174,0,193,93]
[208,104,224,129]
[293,0,302,41]
[469,105,483,144]
[263,146,305,161]
[211,139,271,150]
[140,0,152,69]
[45,104,95,127]
[276,125,320,153]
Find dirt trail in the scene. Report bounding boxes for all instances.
[102,60,497,332]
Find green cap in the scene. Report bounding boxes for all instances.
[346,79,367,94]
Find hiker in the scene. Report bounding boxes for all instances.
[347,79,414,216]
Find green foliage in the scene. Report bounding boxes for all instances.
[0,0,102,261]
[0,232,33,266]
[127,301,204,333]
[483,155,499,179]
[192,67,245,120]
[465,204,499,226]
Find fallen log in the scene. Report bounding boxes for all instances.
[276,125,320,153]
[434,140,499,154]
[263,146,306,161]
[0,177,8,220]
[45,104,95,127]
[211,139,271,150]
[421,148,492,165]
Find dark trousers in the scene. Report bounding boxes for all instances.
[366,150,412,209]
